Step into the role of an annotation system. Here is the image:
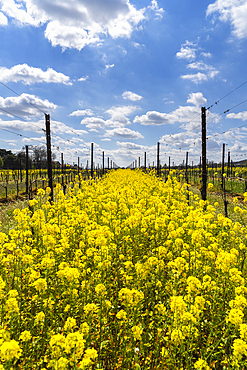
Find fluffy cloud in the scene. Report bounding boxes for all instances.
[1,0,146,50]
[106,105,139,125]
[0,64,71,85]
[80,105,139,129]
[122,91,143,101]
[0,118,44,133]
[0,94,57,117]
[0,11,7,25]
[181,72,209,84]
[70,109,94,117]
[181,61,219,83]
[227,111,247,121]
[78,76,89,82]
[176,41,197,61]
[104,127,144,139]
[51,121,88,136]
[134,92,206,126]
[80,117,106,130]
[0,117,87,138]
[207,0,247,38]
[147,0,165,19]
[160,132,201,149]
[117,141,146,150]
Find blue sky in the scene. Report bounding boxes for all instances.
[0,0,247,167]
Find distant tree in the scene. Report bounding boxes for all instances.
[31,145,56,169]
[0,156,3,168]
[2,152,19,169]
[32,146,47,169]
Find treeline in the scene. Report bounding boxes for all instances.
[0,146,56,170]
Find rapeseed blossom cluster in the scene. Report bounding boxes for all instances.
[0,168,247,368]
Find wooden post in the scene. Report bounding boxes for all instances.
[138,157,140,168]
[91,143,94,178]
[25,145,29,196]
[78,157,80,176]
[201,107,207,201]
[102,151,105,175]
[108,157,109,170]
[221,143,225,190]
[157,142,160,176]
[20,155,22,182]
[144,152,146,170]
[45,114,53,201]
[186,151,189,203]
[185,151,189,184]
[227,151,230,177]
[169,156,170,173]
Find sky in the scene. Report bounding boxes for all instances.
[0,0,247,168]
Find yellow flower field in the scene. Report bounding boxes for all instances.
[0,169,247,369]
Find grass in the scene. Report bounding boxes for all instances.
[190,183,247,224]
[0,197,29,234]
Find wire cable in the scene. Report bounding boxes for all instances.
[0,107,46,133]
[0,81,48,115]
[207,79,247,110]
[206,99,247,139]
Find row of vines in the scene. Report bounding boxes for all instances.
[1,165,247,201]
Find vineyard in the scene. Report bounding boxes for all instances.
[0,169,247,369]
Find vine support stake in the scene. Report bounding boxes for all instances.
[201,107,207,201]
[25,145,29,196]
[45,114,53,202]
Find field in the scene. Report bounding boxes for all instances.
[0,169,247,369]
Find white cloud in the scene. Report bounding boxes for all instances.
[80,117,105,129]
[160,132,201,149]
[148,0,165,19]
[187,92,207,106]
[181,72,208,84]
[176,41,198,61]
[0,118,44,133]
[184,62,220,83]
[187,61,215,71]
[0,94,57,117]
[101,138,111,141]
[227,111,247,121]
[122,91,143,101]
[70,109,94,117]
[80,105,140,129]
[0,11,7,25]
[105,64,115,70]
[51,121,88,136]
[1,0,146,50]
[134,92,207,126]
[207,0,247,39]
[106,105,139,125]
[201,52,212,58]
[104,127,144,139]
[0,117,87,138]
[117,141,146,150]
[0,63,71,85]
[132,41,145,48]
[78,76,89,82]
